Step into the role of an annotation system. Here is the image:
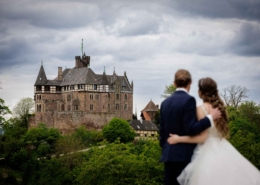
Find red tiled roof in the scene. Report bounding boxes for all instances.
[142,100,159,112]
[142,111,151,121]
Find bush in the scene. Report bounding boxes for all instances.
[102,118,136,143]
[72,126,103,147]
[74,140,163,185]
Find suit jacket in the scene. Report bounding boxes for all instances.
[159,90,211,162]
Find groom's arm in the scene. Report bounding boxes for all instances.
[183,97,212,136]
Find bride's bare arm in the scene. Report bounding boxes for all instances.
[167,130,208,144]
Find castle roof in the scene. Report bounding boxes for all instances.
[129,120,158,131]
[34,65,48,85]
[142,100,159,112]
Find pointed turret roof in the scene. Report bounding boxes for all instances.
[34,65,48,85]
[142,100,159,112]
[100,70,109,85]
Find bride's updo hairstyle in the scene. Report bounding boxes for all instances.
[198,77,229,138]
[174,69,192,87]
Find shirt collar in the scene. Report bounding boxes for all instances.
[176,87,188,93]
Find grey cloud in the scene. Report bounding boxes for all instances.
[0,1,99,29]
[165,0,260,22]
[230,23,260,56]
[118,11,163,36]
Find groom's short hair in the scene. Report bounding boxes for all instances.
[174,69,192,87]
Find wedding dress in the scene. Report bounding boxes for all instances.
[177,105,260,185]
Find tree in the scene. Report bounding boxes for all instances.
[102,118,136,143]
[12,97,34,127]
[221,85,249,109]
[0,98,11,126]
[238,101,260,125]
[161,84,176,99]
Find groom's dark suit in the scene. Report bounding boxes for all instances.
[159,89,212,185]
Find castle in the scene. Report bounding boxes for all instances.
[30,53,133,133]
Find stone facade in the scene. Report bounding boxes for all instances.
[30,53,133,134]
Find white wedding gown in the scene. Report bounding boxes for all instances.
[177,105,260,185]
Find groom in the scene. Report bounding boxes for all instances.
[159,69,221,185]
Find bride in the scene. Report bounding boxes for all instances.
[167,77,260,185]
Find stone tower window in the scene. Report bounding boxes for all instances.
[116,104,119,110]
[108,104,110,111]
[61,104,64,111]
[124,104,127,110]
[90,104,93,110]
[116,94,119,100]
[67,105,71,111]
[67,94,71,101]
[37,104,41,112]
[124,94,127,100]
[90,94,93,100]
[95,94,99,100]
[108,93,110,99]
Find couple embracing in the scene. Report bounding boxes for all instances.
[159,69,260,185]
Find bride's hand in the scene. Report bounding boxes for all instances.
[167,133,180,144]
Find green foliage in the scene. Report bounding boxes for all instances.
[238,101,260,126]
[0,98,11,126]
[102,118,136,143]
[229,118,260,169]
[72,126,103,147]
[161,84,176,99]
[23,123,61,157]
[12,97,34,128]
[1,118,27,157]
[75,140,163,185]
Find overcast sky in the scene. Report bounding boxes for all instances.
[0,0,259,116]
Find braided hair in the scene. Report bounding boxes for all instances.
[198,77,229,138]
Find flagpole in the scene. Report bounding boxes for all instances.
[81,39,83,57]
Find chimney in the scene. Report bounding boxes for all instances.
[58,67,63,81]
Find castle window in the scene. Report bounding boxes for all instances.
[67,94,71,101]
[61,104,64,111]
[37,104,41,112]
[90,104,93,110]
[94,84,97,90]
[36,86,41,91]
[124,94,127,100]
[124,104,127,111]
[108,104,110,111]
[78,84,80,89]
[56,86,61,92]
[116,104,119,110]
[74,105,79,110]
[45,86,50,92]
[90,94,93,100]
[116,94,119,100]
[67,105,71,111]
[108,93,110,99]
[95,94,99,100]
